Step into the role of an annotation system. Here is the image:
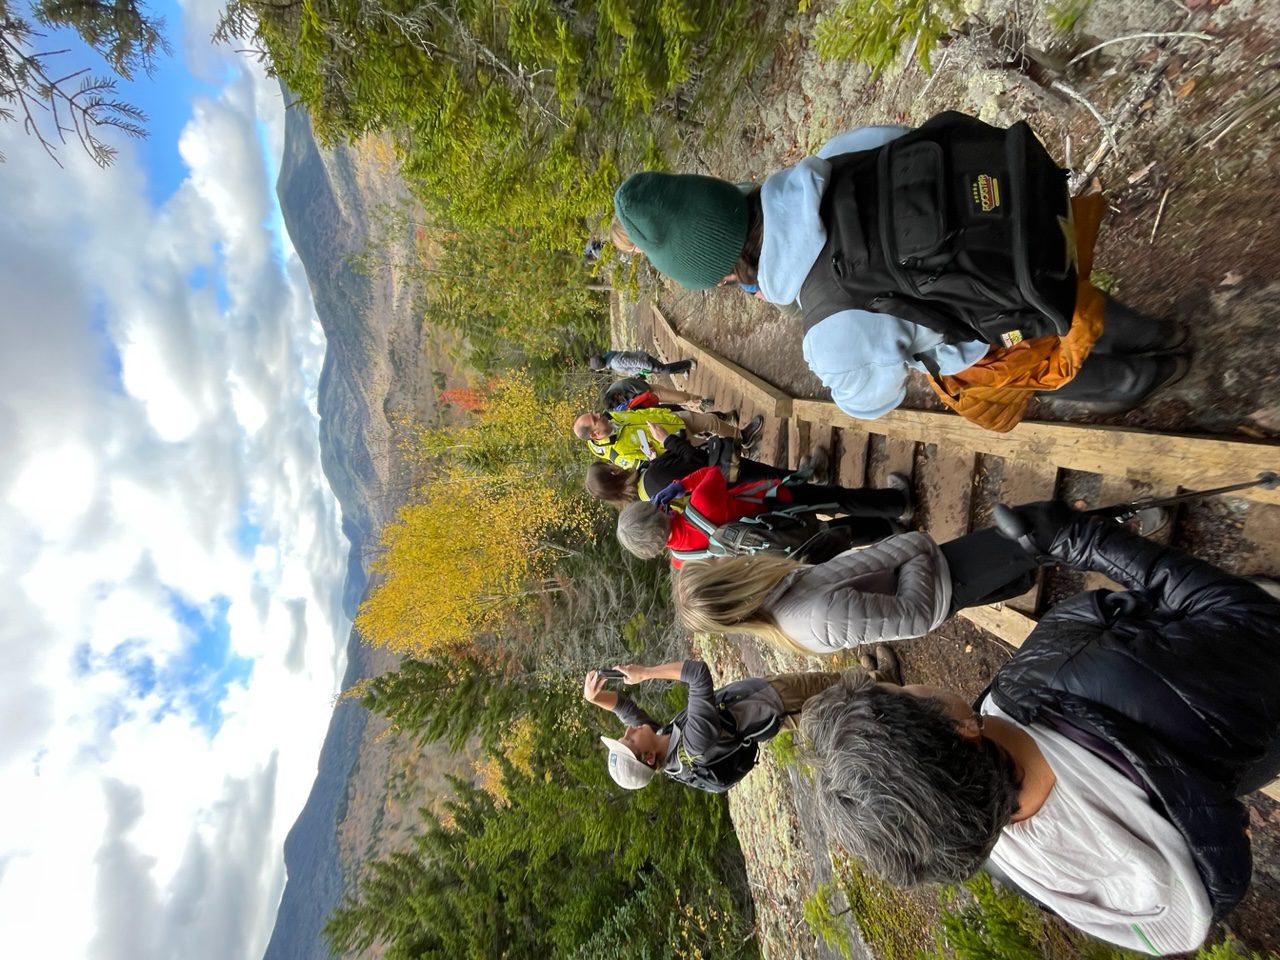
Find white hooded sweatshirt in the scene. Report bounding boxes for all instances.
[758,127,989,420]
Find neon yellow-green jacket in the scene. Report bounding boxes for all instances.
[586,409,685,470]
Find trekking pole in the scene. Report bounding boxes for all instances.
[993,471,1279,556]
[1084,471,1279,521]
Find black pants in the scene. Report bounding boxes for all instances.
[939,526,1043,615]
[785,483,908,562]
[784,482,908,519]
[1049,298,1180,404]
[648,355,693,376]
[735,458,794,484]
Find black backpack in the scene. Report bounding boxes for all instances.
[798,111,1077,352]
[666,689,782,794]
[669,501,839,564]
[668,738,760,794]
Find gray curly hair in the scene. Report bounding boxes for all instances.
[616,501,671,559]
[800,673,1020,886]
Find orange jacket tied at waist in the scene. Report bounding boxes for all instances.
[927,194,1108,433]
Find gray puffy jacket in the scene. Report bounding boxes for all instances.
[761,532,951,653]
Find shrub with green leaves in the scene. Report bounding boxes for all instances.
[221,0,776,251]
[921,871,1279,960]
[810,0,965,75]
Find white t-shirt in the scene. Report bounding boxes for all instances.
[982,700,1213,956]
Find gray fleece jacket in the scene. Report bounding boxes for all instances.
[760,532,952,653]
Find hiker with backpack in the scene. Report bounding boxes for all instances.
[612,112,1190,432]
[585,431,794,509]
[796,514,1280,955]
[615,463,912,567]
[584,653,903,794]
[589,349,697,379]
[672,502,1071,654]
[573,407,761,470]
[601,376,717,415]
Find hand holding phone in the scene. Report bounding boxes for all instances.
[598,668,625,680]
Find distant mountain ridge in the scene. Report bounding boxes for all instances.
[262,96,430,960]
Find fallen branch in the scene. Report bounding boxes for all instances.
[1202,81,1280,149]
[914,48,951,104]
[1068,31,1218,67]
[1051,79,1119,157]
[1073,53,1173,189]
[1149,187,1170,244]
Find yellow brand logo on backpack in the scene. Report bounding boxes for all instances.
[972,174,1002,212]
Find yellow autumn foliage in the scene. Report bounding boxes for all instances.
[356,371,599,657]
[472,715,537,807]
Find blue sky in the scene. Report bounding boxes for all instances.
[0,3,353,957]
[40,0,216,200]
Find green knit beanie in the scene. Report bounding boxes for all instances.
[613,172,748,290]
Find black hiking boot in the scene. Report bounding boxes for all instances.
[887,472,914,524]
[739,414,765,453]
[797,445,831,484]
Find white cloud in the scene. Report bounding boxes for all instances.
[0,15,352,960]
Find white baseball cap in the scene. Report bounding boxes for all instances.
[600,735,656,789]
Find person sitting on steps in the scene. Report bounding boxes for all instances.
[601,376,718,414]
[573,408,760,470]
[797,508,1280,955]
[584,434,795,511]
[589,349,697,379]
[615,464,912,568]
[672,501,1078,654]
[612,113,1191,432]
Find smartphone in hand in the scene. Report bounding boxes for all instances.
[598,668,625,680]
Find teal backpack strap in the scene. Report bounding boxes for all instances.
[730,478,781,504]
[671,546,716,563]
[672,503,727,560]
[678,503,720,536]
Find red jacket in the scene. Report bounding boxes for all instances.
[667,467,793,568]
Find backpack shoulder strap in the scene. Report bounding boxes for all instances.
[678,503,719,536]
[669,503,723,563]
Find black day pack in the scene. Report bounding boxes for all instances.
[797,111,1078,351]
[666,686,783,793]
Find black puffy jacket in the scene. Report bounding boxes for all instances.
[990,516,1280,920]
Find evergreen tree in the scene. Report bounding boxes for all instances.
[353,655,558,752]
[217,0,776,248]
[325,684,758,959]
[0,0,166,165]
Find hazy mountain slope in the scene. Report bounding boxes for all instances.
[262,98,436,960]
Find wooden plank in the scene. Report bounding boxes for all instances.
[787,419,812,471]
[868,437,916,489]
[650,305,793,418]
[1263,781,1280,803]
[790,398,1280,507]
[917,446,976,542]
[958,603,1037,649]
[837,429,869,488]
[997,460,1059,615]
[1239,503,1280,579]
[999,460,1059,507]
[755,415,787,467]
[809,424,837,480]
